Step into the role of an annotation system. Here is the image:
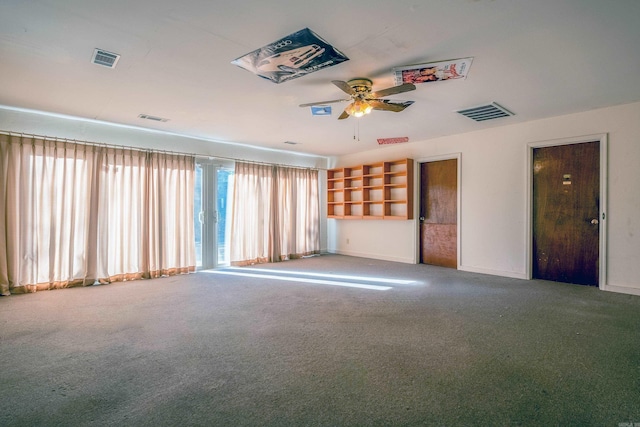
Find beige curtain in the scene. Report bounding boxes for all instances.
[230,162,274,265]
[145,152,195,278]
[230,162,319,266]
[0,134,195,295]
[275,166,320,260]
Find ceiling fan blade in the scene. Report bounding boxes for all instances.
[337,109,350,120]
[368,100,408,112]
[370,83,416,98]
[332,80,356,96]
[299,98,350,108]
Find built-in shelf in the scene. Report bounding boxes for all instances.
[327,159,413,220]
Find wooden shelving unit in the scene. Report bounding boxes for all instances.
[327,168,345,218]
[327,159,413,220]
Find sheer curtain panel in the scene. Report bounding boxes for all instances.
[0,134,196,295]
[145,152,196,277]
[230,162,319,266]
[275,166,320,261]
[230,162,274,265]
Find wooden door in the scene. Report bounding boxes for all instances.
[533,142,600,285]
[420,159,457,268]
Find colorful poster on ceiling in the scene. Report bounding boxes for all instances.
[231,28,349,84]
[393,57,473,85]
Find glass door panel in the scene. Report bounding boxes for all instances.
[195,160,234,269]
[216,167,234,266]
[194,163,203,268]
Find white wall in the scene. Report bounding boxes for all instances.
[330,102,640,296]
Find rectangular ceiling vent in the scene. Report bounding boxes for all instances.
[92,48,120,68]
[138,114,169,122]
[456,102,514,122]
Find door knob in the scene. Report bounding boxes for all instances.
[419,216,425,221]
[590,219,599,225]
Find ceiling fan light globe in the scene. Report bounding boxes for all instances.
[345,99,373,118]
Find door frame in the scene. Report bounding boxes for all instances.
[415,153,462,268]
[526,134,608,288]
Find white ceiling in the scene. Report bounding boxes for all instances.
[1,0,639,157]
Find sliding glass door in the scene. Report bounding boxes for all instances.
[194,160,234,269]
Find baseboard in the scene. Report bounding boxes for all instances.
[458,265,528,280]
[600,283,640,297]
[328,249,415,264]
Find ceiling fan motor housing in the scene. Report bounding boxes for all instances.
[348,78,373,95]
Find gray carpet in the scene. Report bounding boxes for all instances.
[1,254,639,426]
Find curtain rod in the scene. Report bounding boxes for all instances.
[0,129,188,157]
[0,129,324,171]
[199,155,324,171]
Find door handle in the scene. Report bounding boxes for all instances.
[590,219,599,225]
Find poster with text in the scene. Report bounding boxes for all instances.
[393,58,473,85]
[232,28,349,84]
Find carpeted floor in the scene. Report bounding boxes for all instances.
[1,254,639,426]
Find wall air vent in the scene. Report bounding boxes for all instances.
[138,114,169,122]
[91,48,120,68]
[456,102,514,122]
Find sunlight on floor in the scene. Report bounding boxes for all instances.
[200,268,406,291]
[227,267,416,285]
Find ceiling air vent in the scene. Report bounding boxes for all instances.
[456,102,514,122]
[138,114,169,122]
[91,48,120,68]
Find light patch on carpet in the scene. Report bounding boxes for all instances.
[227,267,416,285]
[202,270,393,291]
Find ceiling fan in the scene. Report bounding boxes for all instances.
[299,78,416,119]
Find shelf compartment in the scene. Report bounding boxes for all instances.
[384,201,408,218]
[344,202,363,218]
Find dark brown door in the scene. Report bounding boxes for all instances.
[533,142,600,285]
[420,159,457,268]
